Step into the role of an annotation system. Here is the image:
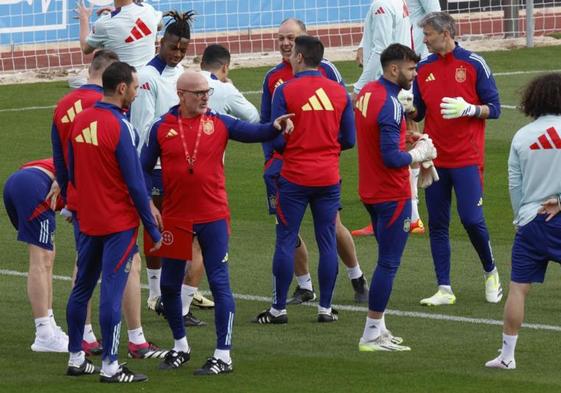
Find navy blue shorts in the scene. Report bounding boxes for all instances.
[151,169,163,196]
[3,168,55,250]
[511,214,561,283]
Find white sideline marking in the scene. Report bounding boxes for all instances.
[2,268,560,332]
[0,105,55,113]
[2,68,560,112]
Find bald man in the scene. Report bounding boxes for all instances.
[141,71,293,375]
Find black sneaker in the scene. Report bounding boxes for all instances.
[194,357,232,376]
[317,308,339,323]
[154,297,165,317]
[287,286,316,305]
[183,312,207,327]
[99,363,147,383]
[66,358,99,376]
[252,309,287,324]
[351,275,369,303]
[159,350,191,370]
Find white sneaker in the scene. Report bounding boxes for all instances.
[192,291,215,309]
[485,355,516,370]
[146,296,160,311]
[53,325,68,340]
[484,268,503,303]
[420,289,456,306]
[381,330,403,345]
[31,334,68,353]
[358,336,411,352]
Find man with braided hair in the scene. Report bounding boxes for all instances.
[130,11,213,329]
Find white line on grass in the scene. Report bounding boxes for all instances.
[2,268,560,332]
[0,105,55,113]
[3,68,560,112]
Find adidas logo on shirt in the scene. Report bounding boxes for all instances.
[61,100,83,123]
[425,73,436,82]
[374,6,385,15]
[530,127,561,150]
[140,82,150,90]
[301,88,334,111]
[166,129,178,138]
[274,79,284,90]
[355,92,372,118]
[125,18,153,43]
[75,121,98,146]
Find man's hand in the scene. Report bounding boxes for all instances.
[409,135,437,163]
[60,207,73,223]
[538,197,561,222]
[440,97,478,119]
[74,0,93,20]
[149,240,162,253]
[46,180,61,210]
[398,89,415,113]
[273,113,295,134]
[355,47,363,68]
[418,160,439,189]
[150,200,163,231]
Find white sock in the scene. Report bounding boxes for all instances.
[47,309,56,327]
[362,316,382,342]
[83,324,97,343]
[269,307,286,317]
[501,333,518,361]
[127,327,146,345]
[379,315,388,332]
[318,306,332,315]
[147,268,161,298]
[102,359,119,377]
[438,285,453,294]
[181,284,198,316]
[213,348,231,364]
[410,168,420,221]
[296,273,313,291]
[68,351,85,367]
[35,316,54,339]
[173,336,190,353]
[346,265,363,280]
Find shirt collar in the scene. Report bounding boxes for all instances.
[378,76,402,96]
[294,70,322,78]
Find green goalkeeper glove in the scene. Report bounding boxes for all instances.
[440,97,480,119]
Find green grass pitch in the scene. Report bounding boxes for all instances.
[1,46,561,392]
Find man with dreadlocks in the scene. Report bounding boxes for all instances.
[76,0,162,69]
[130,10,214,329]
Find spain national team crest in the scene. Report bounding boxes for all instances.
[161,230,174,246]
[403,218,411,233]
[455,67,467,83]
[203,120,214,135]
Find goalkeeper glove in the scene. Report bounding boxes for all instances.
[397,89,415,113]
[409,135,437,164]
[418,160,439,189]
[440,97,480,119]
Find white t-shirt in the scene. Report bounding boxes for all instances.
[508,115,561,226]
[354,0,412,94]
[201,70,260,123]
[87,2,162,68]
[130,55,183,151]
